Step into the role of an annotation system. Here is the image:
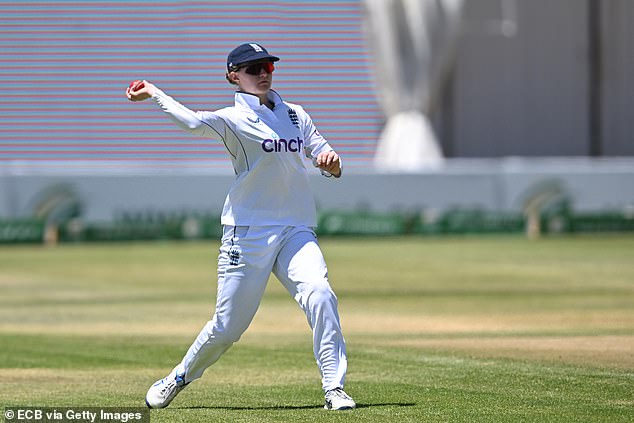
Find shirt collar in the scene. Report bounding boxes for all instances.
[234,90,283,111]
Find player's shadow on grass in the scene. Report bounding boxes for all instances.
[179,402,416,411]
[356,402,417,409]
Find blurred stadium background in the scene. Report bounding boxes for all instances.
[1,0,633,243]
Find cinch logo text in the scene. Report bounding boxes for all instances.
[262,137,304,153]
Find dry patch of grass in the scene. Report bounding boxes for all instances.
[340,309,634,334]
[387,335,634,369]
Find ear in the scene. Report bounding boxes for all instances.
[229,71,239,84]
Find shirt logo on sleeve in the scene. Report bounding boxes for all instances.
[287,109,300,128]
[247,116,261,124]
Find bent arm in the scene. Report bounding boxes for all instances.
[298,107,342,178]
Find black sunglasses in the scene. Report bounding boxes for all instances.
[239,62,275,75]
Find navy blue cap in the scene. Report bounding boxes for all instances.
[227,43,280,70]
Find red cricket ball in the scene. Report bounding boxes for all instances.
[128,80,145,91]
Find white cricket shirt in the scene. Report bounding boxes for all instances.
[152,88,337,227]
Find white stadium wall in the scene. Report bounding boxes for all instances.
[2,159,634,221]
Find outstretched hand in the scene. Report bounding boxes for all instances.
[125,80,156,102]
[316,151,342,177]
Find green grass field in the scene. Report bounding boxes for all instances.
[1,235,633,422]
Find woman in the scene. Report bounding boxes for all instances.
[126,42,355,411]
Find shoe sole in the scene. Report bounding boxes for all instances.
[324,405,355,410]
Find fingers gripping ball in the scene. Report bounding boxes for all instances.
[126,80,152,102]
[128,80,145,91]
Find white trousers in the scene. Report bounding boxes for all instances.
[176,225,348,392]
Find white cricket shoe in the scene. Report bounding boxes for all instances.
[324,387,356,410]
[145,368,188,409]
